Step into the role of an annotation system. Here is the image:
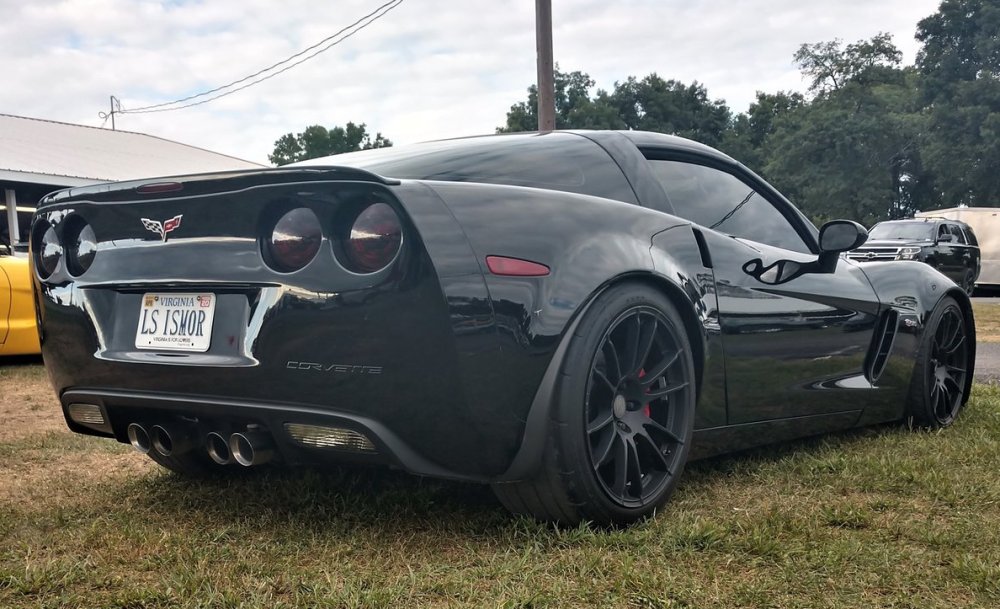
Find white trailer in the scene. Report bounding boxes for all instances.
[916,207,1000,287]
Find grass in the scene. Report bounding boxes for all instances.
[1,363,999,608]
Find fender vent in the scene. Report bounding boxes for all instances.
[865,309,899,383]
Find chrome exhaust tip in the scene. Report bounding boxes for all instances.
[127,423,151,454]
[150,424,195,457]
[206,432,233,465]
[229,431,274,467]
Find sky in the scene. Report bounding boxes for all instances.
[0,0,943,166]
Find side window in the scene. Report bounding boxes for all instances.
[949,224,967,244]
[647,160,810,253]
[938,224,950,241]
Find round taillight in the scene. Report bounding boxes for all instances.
[267,208,322,272]
[343,203,402,273]
[66,220,97,276]
[34,222,62,279]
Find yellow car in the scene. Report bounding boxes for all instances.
[0,248,41,356]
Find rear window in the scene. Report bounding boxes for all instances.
[295,134,638,204]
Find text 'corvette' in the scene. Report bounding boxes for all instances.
[33,131,975,525]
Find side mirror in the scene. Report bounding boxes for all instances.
[818,220,868,273]
[742,220,871,285]
[819,220,868,253]
[938,233,953,243]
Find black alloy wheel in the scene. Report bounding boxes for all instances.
[585,307,690,507]
[906,296,970,428]
[492,283,696,526]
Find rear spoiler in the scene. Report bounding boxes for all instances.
[39,166,398,207]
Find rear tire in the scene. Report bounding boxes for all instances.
[905,296,970,428]
[493,283,696,526]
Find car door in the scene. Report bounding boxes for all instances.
[948,224,973,280]
[934,223,960,281]
[643,155,881,424]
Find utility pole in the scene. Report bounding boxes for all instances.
[535,0,555,132]
[99,96,121,130]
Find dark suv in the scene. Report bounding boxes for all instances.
[847,218,980,294]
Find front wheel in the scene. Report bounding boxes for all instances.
[905,296,971,428]
[493,283,696,526]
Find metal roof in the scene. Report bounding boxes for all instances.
[0,114,265,186]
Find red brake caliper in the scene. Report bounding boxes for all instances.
[639,368,651,417]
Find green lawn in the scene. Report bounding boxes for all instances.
[1,367,998,608]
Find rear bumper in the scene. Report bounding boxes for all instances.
[61,388,492,482]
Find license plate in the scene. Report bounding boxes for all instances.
[135,293,216,352]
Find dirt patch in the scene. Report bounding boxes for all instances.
[0,363,63,442]
[0,447,153,506]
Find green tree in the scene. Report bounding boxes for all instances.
[765,35,928,224]
[794,33,904,94]
[498,68,624,132]
[916,0,1000,205]
[720,91,805,173]
[499,69,730,146]
[269,122,392,166]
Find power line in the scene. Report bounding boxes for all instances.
[116,0,403,115]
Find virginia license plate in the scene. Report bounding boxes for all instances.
[135,293,216,352]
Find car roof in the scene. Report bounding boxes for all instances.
[610,130,735,162]
[294,130,736,168]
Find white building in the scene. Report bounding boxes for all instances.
[1,114,264,247]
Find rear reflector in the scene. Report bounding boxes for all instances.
[67,403,105,426]
[284,423,376,453]
[486,255,550,277]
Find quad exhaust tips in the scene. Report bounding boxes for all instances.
[229,431,274,467]
[206,432,233,465]
[128,422,274,466]
[150,424,195,457]
[127,423,151,454]
[127,422,195,457]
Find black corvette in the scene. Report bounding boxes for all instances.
[32,131,975,525]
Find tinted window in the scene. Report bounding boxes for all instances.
[296,134,638,204]
[647,160,809,253]
[868,222,934,241]
[949,224,967,244]
[963,226,979,246]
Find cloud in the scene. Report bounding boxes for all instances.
[0,0,940,165]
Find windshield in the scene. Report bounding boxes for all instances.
[868,222,934,241]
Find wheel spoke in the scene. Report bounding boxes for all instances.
[944,374,963,398]
[593,368,617,393]
[612,436,629,497]
[591,429,617,468]
[944,335,965,356]
[622,315,641,378]
[635,429,672,475]
[642,416,683,445]
[632,317,657,377]
[646,381,690,400]
[603,340,623,385]
[946,365,966,375]
[936,385,951,419]
[587,409,615,435]
[640,350,681,387]
[626,439,644,498]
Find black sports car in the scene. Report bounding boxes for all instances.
[32,131,975,526]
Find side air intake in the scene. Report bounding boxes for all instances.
[864,309,899,384]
